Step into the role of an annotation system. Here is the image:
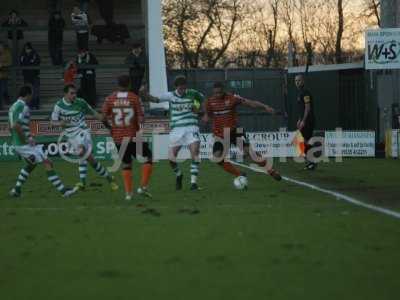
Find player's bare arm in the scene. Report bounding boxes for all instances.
[201,101,210,123]
[95,111,112,130]
[50,119,67,128]
[138,86,160,103]
[143,94,160,103]
[93,110,107,124]
[240,97,275,114]
[12,123,28,144]
[13,123,35,146]
[100,113,112,129]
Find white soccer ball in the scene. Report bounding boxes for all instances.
[233,176,248,190]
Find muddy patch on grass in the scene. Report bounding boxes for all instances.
[304,176,400,209]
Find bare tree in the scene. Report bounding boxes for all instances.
[163,0,243,68]
[295,0,349,64]
[264,0,280,67]
[362,0,381,26]
[162,0,381,68]
[163,0,212,68]
[206,0,242,67]
[335,0,344,63]
[281,0,299,66]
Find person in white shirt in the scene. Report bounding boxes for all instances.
[71,6,89,50]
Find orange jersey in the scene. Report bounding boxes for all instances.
[102,91,144,144]
[205,93,243,137]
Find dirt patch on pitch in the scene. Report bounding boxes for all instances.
[306,177,400,209]
[338,186,400,209]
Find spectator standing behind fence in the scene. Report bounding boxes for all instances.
[76,49,98,106]
[20,43,41,110]
[71,7,89,51]
[125,43,146,94]
[48,11,65,66]
[0,43,12,109]
[2,11,27,50]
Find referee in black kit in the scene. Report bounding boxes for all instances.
[295,74,317,170]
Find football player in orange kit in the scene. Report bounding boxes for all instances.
[203,81,282,184]
[102,75,153,200]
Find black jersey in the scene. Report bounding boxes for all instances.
[297,88,315,124]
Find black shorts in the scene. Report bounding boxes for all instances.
[301,121,315,141]
[212,130,250,154]
[116,142,152,165]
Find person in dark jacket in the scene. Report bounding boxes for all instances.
[295,74,317,170]
[20,42,41,110]
[47,0,63,14]
[79,0,90,13]
[125,43,146,94]
[76,49,98,106]
[48,11,65,66]
[95,0,114,27]
[2,10,28,42]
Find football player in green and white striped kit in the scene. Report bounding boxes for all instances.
[151,76,204,190]
[8,86,77,198]
[50,84,118,191]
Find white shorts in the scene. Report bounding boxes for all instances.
[15,144,47,164]
[68,130,93,155]
[169,126,200,148]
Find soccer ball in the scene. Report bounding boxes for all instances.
[233,176,248,190]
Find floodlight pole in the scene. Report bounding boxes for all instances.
[143,0,168,97]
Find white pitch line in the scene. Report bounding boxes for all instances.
[0,204,276,212]
[231,161,400,220]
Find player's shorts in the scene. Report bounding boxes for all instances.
[15,144,47,164]
[300,121,315,141]
[169,126,200,148]
[68,130,93,155]
[115,141,153,165]
[212,129,250,155]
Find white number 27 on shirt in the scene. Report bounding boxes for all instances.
[112,108,134,126]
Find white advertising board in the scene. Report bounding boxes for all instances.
[153,131,376,160]
[324,131,375,157]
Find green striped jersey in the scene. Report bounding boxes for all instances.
[159,89,204,129]
[8,99,31,146]
[51,98,96,138]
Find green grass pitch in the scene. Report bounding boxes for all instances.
[1,159,400,300]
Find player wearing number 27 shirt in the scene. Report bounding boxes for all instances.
[102,75,153,200]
